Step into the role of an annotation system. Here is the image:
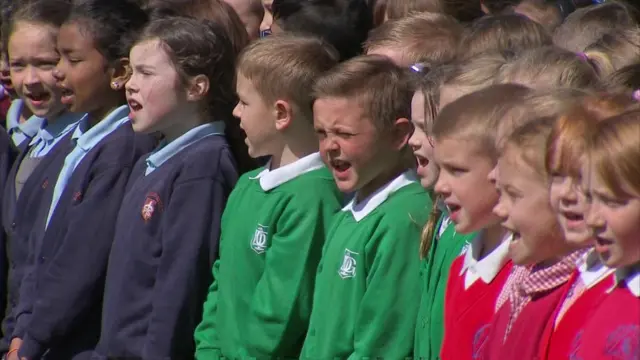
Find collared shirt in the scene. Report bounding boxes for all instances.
[28,112,84,158]
[45,105,130,228]
[7,99,45,146]
[342,169,417,222]
[249,152,326,191]
[500,249,588,337]
[460,232,512,289]
[145,121,225,175]
[555,250,615,324]
[610,266,640,297]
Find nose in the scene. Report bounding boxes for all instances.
[433,173,449,197]
[52,66,64,82]
[232,102,241,119]
[492,196,507,220]
[585,203,604,229]
[260,11,273,32]
[559,177,578,203]
[487,166,498,186]
[408,131,420,149]
[125,76,138,93]
[24,66,39,86]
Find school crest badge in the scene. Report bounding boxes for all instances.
[251,225,268,254]
[141,193,162,223]
[338,249,358,279]
[603,325,639,360]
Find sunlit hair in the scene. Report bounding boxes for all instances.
[384,0,483,22]
[606,63,640,93]
[546,94,639,179]
[441,52,508,100]
[503,117,556,182]
[552,1,639,53]
[587,110,640,198]
[365,12,463,65]
[459,13,552,59]
[496,46,601,91]
[582,28,640,77]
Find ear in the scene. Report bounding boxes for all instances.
[391,117,413,150]
[186,74,210,102]
[480,1,491,14]
[273,100,293,131]
[109,58,132,90]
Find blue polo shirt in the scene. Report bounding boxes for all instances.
[6,100,44,147]
[28,112,84,158]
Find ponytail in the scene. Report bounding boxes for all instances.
[420,192,443,259]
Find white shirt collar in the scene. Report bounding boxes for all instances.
[250,152,325,191]
[610,266,640,297]
[577,249,615,288]
[460,232,511,289]
[342,169,417,222]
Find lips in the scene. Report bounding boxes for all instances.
[445,202,462,221]
[329,158,351,180]
[58,84,74,105]
[415,153,429,168]
[24,91,51,106]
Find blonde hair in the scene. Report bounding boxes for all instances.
[459,14,552,59]
[552,1,639,53]
[587,110,640,198]
[384,0,483,22]
[513,0,562,31]
[365,12,463,65]
[237,35,339,120]
[582,28,640,77]
[313,55,413,131]
[606,63,640,92]
[504,117,556,181]
[546,94,638,179]
[496,46,601,91]
[442,52,508,98]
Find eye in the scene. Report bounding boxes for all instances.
[314,128,327,138]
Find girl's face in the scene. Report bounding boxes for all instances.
[433,137,500,234]
[584,166,640,268]
[55,22,114,115]
[549,172,592,247]
[8,21,65,118]
[408,91,438,189]
[126,39,195,140]
[493,148,569,266]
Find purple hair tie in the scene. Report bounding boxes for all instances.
[576,52,589,62]
[633,89,640,101]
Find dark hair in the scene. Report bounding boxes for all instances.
[144,0,249,55]
[2,0,70,55]
[136,17,255,173]
[272,0,372,61]
[67,0,148,63]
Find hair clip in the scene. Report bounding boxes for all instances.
[576,52,589,62]
[409,63,430,74]
[633,89,640,101]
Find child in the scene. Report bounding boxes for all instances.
[300,55,430,359]
[0,0,86,355]
[384,0,483,22]
[194,35,341,359]
[9,0,155,358]
[365,12,462,66]
[573,110,640,360]
[581,28,640,77]
[458,14,551,59]
[487,118,586,360]
[541,95,637,360]
[94,17,240,359]
[432,84,532,360]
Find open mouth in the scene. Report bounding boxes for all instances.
[562,210,584,222]
[24,91,51,104]
[446,203,461,214]
[128,99,143,112]
[415,154,429,168]
[330,159,351,173]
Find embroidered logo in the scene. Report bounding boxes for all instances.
[338,249,358,279]
[141,193,162,223]
[472,324,491,360]
[42,178,48,189]
[251,225,268,254]
[569,330,584,360]
[603,324,639,360]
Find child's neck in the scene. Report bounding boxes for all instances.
[477,223,509,260]
[270,127,318,169]
[89,104,122,128]
[162,109,203,142]
[19,105,32,124]
[356,159,408,202]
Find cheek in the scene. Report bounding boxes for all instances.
[548,184,562,212]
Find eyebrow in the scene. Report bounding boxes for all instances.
[133,64,155,71]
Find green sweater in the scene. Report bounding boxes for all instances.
[301,179,431,359]
[413,215,477,360]
[194,162,342,360]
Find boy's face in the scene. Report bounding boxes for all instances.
[409,91,438,189]
[233,73,279,158]
[549,172,592,247]
[314,96,408,198]
[493,148,568,265]
[583,166,640,268]
[433,137,499,234]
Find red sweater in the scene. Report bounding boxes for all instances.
[440,256,512,360]
[541,270,613,360]
[573,272,640,360]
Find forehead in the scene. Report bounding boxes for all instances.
[130,39,172,66]
[9,22,58,53]
[58,22,94,49]
[314,96,367,123]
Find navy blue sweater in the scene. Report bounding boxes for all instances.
[0,128,17,344]
[0,133,72,351]
[15,122,156,360]
[94,135,237,360]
